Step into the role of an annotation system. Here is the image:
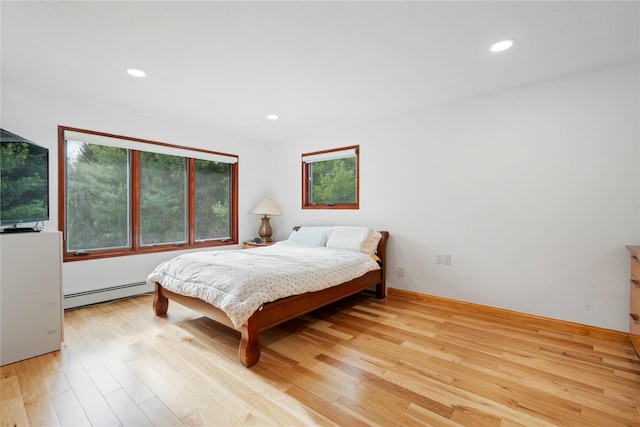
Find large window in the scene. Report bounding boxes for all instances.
[302,145,359,209]
[59,126,238,261]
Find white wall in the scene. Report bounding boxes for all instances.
[268,62,640,332]
[1,85,272,297]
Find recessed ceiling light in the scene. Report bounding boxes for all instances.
[126,68,146,77]
[266,114,279,120]
[490,39,516,53]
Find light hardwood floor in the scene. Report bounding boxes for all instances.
[2,292,639,426]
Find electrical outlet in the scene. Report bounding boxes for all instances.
[397,267,405,277]
[436,253,452,265]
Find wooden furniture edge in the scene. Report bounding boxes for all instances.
[625,245,640,358]
[387,288,630,344]
[243,240,276,249]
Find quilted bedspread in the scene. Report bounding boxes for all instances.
[146,241,380,329]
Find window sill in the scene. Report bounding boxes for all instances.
[302,203,359,210]
[62,239,238,262]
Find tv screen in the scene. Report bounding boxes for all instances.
[0,129,50,227]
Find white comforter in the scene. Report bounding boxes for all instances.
[146,241,380,329]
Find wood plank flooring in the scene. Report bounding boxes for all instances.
[1,292,639,426]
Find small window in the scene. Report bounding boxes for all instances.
[302,145,359,209]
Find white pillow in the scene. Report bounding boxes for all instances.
[326,226,382,254]
[288,226,334,247]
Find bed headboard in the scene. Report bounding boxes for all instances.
[376,231,389,266]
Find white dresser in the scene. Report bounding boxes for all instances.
[1,230,63,365]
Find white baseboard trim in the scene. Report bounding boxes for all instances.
[64,282,153,309]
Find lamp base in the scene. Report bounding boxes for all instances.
[258,215,273,242]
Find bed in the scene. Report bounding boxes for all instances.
[148,226,389,367]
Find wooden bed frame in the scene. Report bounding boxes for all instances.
[152,229,389,367]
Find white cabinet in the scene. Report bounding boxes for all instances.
[1,230,63,365]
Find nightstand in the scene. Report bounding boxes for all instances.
[243,240,276,249]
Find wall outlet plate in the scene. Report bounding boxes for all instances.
[436,253,451,265]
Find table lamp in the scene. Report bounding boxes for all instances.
[249,197,283,242]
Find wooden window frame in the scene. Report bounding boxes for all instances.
[58,126,238,262]
[301,145,359,210]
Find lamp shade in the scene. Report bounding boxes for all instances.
[249,197,283,216]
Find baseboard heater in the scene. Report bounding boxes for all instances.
[64,281,153,310]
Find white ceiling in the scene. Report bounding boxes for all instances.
[2,1,639,143]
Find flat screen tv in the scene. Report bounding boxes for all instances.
[0,129,50,230]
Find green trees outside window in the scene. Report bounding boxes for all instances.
[302,145,359,209]
[309,157,357,204]
[140,152,187,246]
[61,127,238,260]
[66,142,129,251]
[195,159,231,241]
